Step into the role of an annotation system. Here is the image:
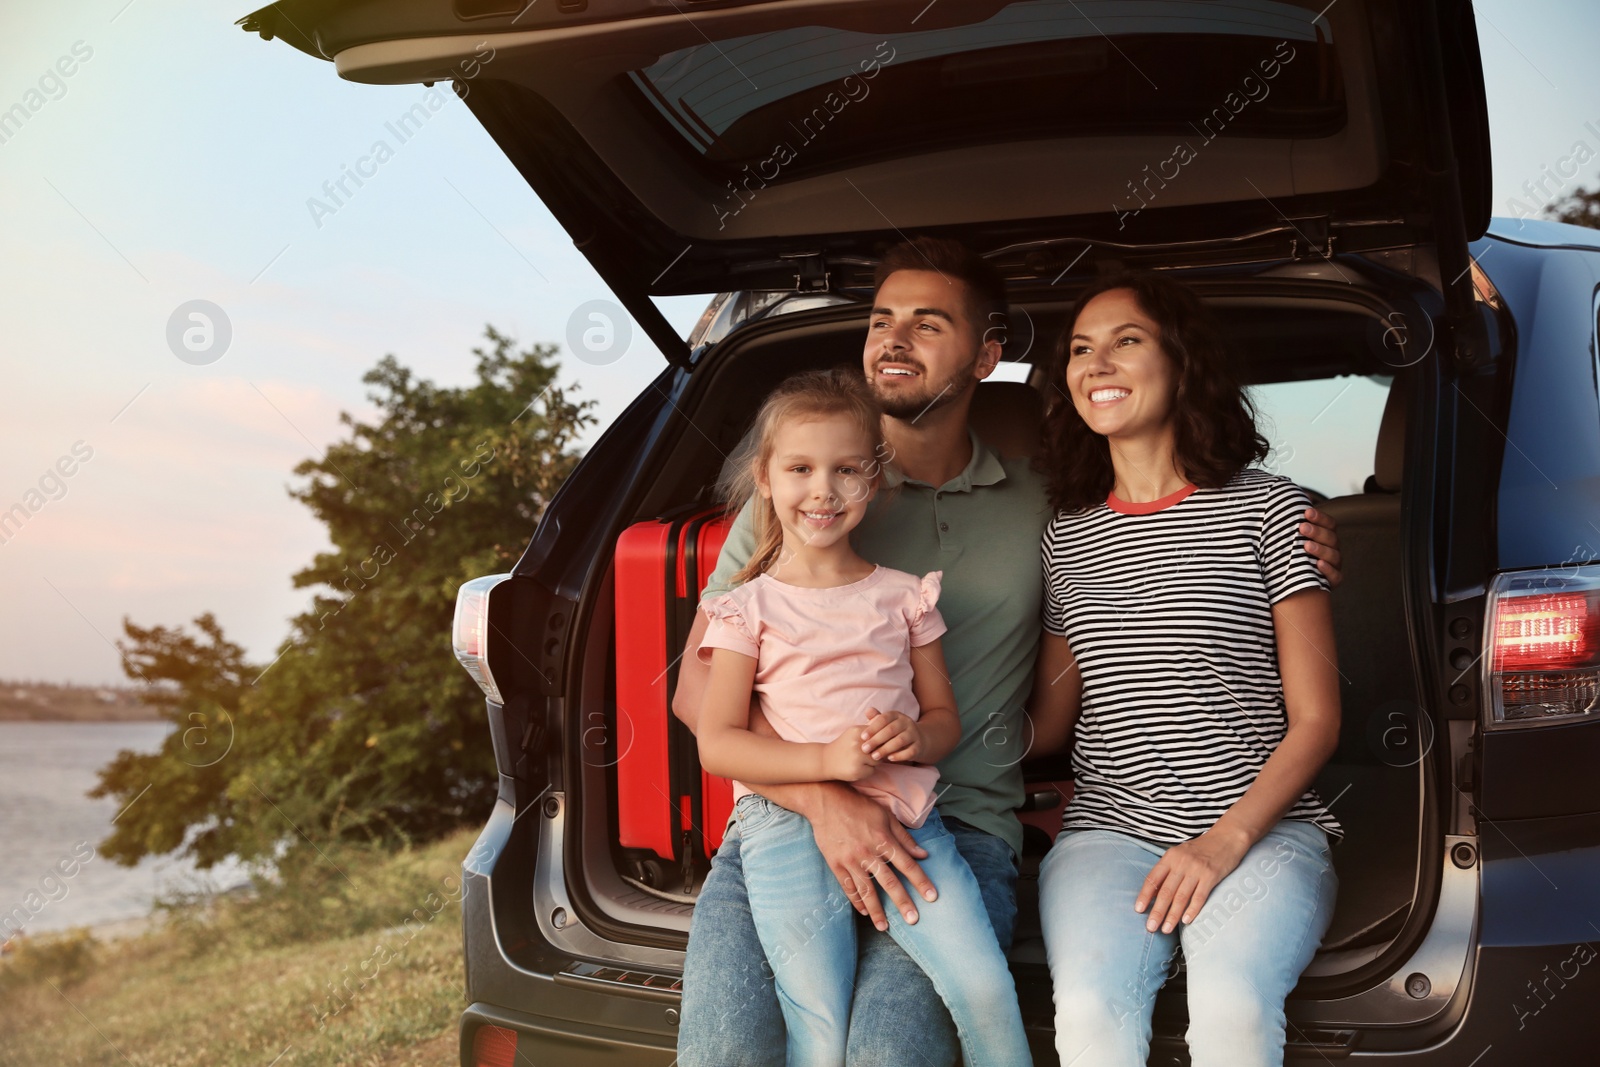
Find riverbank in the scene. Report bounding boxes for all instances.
[0,826,477,1066]
[0,681,160,721]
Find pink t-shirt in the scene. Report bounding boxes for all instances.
[697,566,947,827]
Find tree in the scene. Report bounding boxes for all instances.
[1544,183,1600,229]
[92,328,595,867]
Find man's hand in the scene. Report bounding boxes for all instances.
[862,709,924,763]
[1134,826,1251,934]
[1301,506,1343,588]
[806,786,937,932]
[822,730,878,782]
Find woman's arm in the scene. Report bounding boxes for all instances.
[1027,632,1083,757]
[697,647,877,784]
[1136,587,1342,932]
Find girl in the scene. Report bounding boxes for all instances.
[1026,273,1343,1067]
[695,368,1031,1067]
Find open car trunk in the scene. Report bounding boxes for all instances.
[555,270,1453,1041]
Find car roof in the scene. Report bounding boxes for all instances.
[1486,216,1600,252]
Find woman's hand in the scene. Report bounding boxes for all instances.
[1135,826,1253,933]
[863,709,923,762]
[822,729,879,782]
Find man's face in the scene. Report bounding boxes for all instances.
[862,269,1000,421]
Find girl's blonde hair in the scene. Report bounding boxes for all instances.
[721,368,889,584]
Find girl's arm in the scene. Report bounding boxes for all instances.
[697,647,876,784]
[1136,587,1342,933]
[1027,632,1083,757]
[861,637,962,764]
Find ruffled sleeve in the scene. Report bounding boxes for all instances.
[908,571,948,647]
[697,592,760,663]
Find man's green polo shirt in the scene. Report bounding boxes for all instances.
[701,430,1051,858]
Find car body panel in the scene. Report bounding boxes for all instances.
[1473,233,1600,574]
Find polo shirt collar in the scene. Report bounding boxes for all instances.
[882,429,1009,492]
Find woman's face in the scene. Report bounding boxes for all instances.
[1064,288,1179,441]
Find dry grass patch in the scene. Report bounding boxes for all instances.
[0,827,478,1067]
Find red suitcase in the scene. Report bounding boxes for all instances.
[614,506,736,879]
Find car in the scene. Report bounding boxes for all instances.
[241,0,1600,1062]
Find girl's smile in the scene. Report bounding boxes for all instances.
[758,413,879,564]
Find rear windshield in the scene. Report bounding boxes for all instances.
[630,0,1345,172]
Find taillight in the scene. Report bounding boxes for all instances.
[1485,567,1600,728]
[453,574,511,704]
[471,1024,519,1067]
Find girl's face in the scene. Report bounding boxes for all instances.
[757,413,879,553]
[1064,288,1179,441]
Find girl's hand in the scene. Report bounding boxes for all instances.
[862,709,923,763]
[1135,826,1252,933]
[822,730,879,782]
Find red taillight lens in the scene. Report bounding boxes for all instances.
[1491,593,1599,672]
[453,574,511,704]
[1486,571,1600,728]
[472,1024,518,1067]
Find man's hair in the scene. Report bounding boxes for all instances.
[873,236,1008,343]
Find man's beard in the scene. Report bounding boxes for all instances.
[869,357,979,421]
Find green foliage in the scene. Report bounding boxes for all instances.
[159,837,466,955]
[1545,182,1600,229]
[89,614,251,866]
[92,328,595,868]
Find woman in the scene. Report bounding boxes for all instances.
[1026,271,1342,1067]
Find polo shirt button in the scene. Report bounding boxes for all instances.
[939,522,949,532]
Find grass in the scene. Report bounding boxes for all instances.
[0,826,480,1067]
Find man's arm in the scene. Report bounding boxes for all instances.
[671,610,715,734]
[1303,506,1343,587]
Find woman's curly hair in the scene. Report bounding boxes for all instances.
[1036,271,1268,514]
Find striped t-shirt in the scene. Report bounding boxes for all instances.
[1041,468,1342,848]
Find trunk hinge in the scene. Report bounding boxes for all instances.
[779,252,831,293]
[1288,216,1334,260]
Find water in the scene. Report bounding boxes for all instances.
[0,722,252,937]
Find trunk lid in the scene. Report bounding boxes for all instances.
[241,0,1490,354]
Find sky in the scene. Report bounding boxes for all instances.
[2,0,1597,686]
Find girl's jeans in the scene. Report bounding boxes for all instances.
[677,807,1018,1067]
[1038,819,1337,1067]
[735,795,1032,1067]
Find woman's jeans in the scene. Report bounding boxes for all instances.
[1039,819,1337,1067]
[677,806,1019,1067]
[729,795,1029,1067]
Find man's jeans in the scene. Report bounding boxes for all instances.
[677,805,1020,1067]
[1038,820,1337,1067]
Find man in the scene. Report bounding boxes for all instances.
[671,237,1343,1066]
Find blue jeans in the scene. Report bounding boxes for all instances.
[677,803,1020,1067]
[1038,819,1337,1067]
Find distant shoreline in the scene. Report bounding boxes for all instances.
[0,681,164,723]
[0,708,164,723]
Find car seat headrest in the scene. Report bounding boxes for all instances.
[1372,374,1408,492]
[969,380,1045,460]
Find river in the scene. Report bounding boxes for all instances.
[0,721,252,938]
